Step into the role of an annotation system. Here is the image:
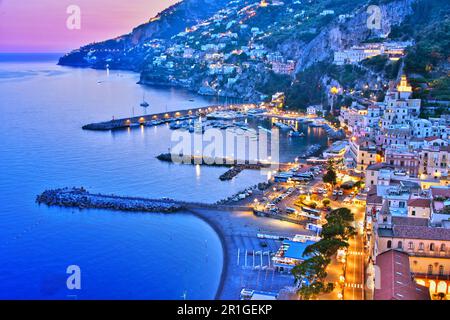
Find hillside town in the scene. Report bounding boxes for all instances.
[338,75,450,300]
[240,74,450,300]
[48,0,449,302]
[63,0,419,103]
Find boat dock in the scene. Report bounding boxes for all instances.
[82,105,243,131]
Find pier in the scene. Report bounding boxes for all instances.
[36,188,183,213]
[82,104,251,131]
[156,153,288,181]
[36,187,256,213]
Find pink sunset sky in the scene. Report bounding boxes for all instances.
[0,0,180,53]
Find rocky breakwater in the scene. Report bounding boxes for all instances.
[36,188,183,213]
[219,164,268,181]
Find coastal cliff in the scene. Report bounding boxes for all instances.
[59,0,448,105]
[294,0,416,72]
[59,0,233,69]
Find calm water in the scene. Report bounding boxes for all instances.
[0,54,328,299]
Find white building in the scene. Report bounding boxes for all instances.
[307,104,324,116]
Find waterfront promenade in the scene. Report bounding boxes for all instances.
[190,208,314,300]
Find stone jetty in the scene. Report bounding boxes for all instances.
[219,164,268,181]
[299,143,322,159]
[157,153,270,180]
[36,188,183,213]
[157,153,270,168]
[82,104,244,131]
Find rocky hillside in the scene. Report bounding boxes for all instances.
[59,0,233,69]
[294,0,416,71]
[59,0,449,108]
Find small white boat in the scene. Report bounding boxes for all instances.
[140,93,149,108]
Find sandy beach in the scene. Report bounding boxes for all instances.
[188,208,314,299]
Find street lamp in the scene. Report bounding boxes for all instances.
[330,86,339,115]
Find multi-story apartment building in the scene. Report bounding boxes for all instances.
[382,76,421,127]
[367,105,381,128]
[378,125,412,146]
[349,136,380,171]
[412,119,433,138]
[374,213,450,298]
[339,104,368,134]
[385,145,420,177]
[418,143,450,180]
[372,183,450,299]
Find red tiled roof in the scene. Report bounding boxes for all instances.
[392,225,450,241]
[407,198,431,208]
[424,136,439,141]
[374,249,430,300]
[391,216,429,227]
[366,163,394,171]
[431,187,450,199]
[366,186,383,204]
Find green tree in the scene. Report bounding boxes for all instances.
[292,255,334,300]
[297,281,334,300]
[303,238,349,257]
[322,208,356,241]
[291,207,355,299]
[323,160,337,186]
[326,208,354,225]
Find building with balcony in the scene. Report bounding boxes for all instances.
[339,104,368,134]
[385,145,420,177]
[349,136,380,171]
[374,215,450,299]
[418,145,450,180]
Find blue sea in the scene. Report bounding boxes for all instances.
[0,54,328,299]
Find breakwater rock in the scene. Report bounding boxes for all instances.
[299,144,322,159]
[219,164,268,181]
[36,188,183,213]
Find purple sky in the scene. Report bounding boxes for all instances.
[0,0,179,53]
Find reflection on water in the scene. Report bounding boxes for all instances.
[0,55,329,299]
[0,56,225,300]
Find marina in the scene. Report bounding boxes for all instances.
[82,104,256,131]
[0,55,330,300]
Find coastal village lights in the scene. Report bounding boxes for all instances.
[1,0,449,305]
